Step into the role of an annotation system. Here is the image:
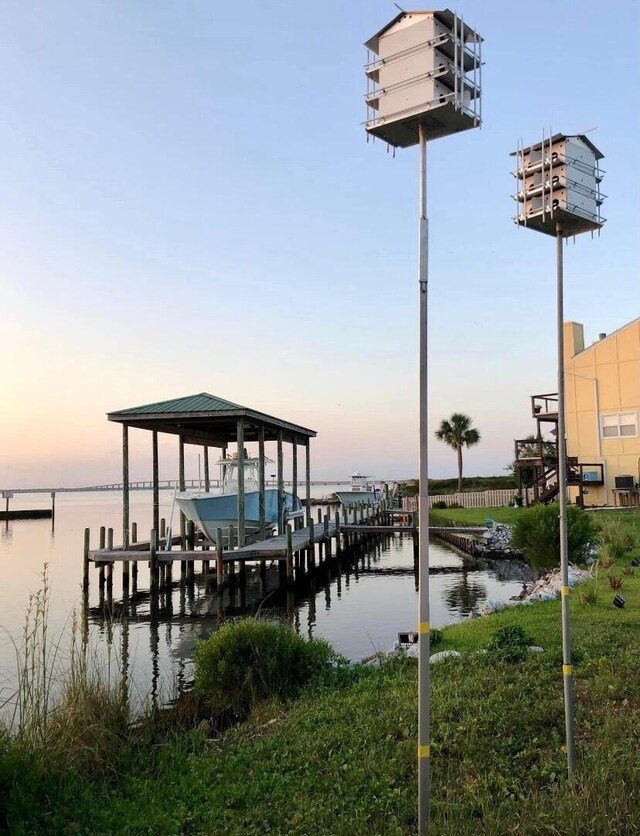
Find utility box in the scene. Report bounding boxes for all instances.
[512,133,605,237]
[364,10,482,148]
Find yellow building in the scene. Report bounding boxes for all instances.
[565,318,640,506]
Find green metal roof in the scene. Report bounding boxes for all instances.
[107,392,316,444]
[110,392,244,416]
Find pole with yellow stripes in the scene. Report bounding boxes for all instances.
[417,122,431,833]
[556,223,576,775]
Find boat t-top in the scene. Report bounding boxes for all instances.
[334,472,382,506]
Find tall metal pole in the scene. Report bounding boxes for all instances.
[556,223,576,776]
[417,122,431,834]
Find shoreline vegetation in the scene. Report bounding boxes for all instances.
[1,508,639,834]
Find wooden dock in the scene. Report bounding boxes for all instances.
[83,500,420,607]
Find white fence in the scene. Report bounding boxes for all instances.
[402,488,534,511]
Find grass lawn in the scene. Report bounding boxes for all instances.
[2,508,640,835]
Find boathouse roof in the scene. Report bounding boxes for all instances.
[108,392,317,446]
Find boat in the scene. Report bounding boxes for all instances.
[175,453,302,543]
[334,472,383,506]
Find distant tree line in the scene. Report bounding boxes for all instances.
[399,474,517,497]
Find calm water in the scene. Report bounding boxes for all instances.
[0,490,536,710]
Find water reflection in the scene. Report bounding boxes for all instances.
[442,566,487,617]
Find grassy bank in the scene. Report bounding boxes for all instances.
[2,510,640,834]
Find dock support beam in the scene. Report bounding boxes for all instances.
[152,431,160,535]
[237,420,246,547]
[292,439,298,529]
[258,424,266,539]
[179,436,186,551]
[305,438,311,527]
[122,425,130,548]
[204,446,210,492]
[277,430,284,535]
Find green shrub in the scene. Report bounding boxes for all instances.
[430,628,444,648]
[608,575,623,590]
[194,619,341,719]
[511,504,598,570]
[485,625,533,663]
[598,519,636,560]
[578,583,598,605]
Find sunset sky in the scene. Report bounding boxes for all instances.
[1,0,638,487]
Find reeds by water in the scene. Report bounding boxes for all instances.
[1,565,134,773]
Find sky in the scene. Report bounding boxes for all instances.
[0,0,638,488]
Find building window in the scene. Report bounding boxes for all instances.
[600,412,638,439]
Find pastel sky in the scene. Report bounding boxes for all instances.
[1,0,638,487]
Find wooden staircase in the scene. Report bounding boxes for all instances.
[514,394,604,506]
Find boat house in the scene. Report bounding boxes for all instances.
[107,392,317,548]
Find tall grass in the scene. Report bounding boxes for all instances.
[1,566,133,774]
[598,518,636,561]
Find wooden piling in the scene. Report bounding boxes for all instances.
[131,522,138,591]
[237,419,246,546]
[150,529,159,597]
[98,526,106,598]
[286,524,294,587]
[83,528,90,596]
[106,528,114,605]
[277,429,284,534]
[187,521,195,583]
[216,527,224,588]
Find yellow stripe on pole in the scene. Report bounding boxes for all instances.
[418,745,430,758]
[418,621,430,634]
[561,585,570,597]
[563,664,573,676]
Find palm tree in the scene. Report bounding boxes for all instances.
[435,413,481,493]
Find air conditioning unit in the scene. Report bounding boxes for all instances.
[615,475,635,490]
[582,471,599,483]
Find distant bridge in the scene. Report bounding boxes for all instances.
[3,480,351,495]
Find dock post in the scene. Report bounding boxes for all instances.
[335,511,341,555]
[276,429,284,535]
[98,526,106,600]
[324,514,331,560]
[292,440,298,529]
[51,491,56,526]
[152,431,160,535]
[122,425,130,550]
[83,528,90,598]
[131,522,138,593]
[228,525,236,582]
[286,524,294,588]
[305,438,311,527]
[106,528,114,606]
[187,521,196,584]
[216,527,224,588]
[150,528,159,597]
[237,420,246,544]
[123,553,130,600]
[308,518,316,572]
[258,424,266,540]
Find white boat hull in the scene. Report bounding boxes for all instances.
[335,490,380,506]
[175,489,301,543]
